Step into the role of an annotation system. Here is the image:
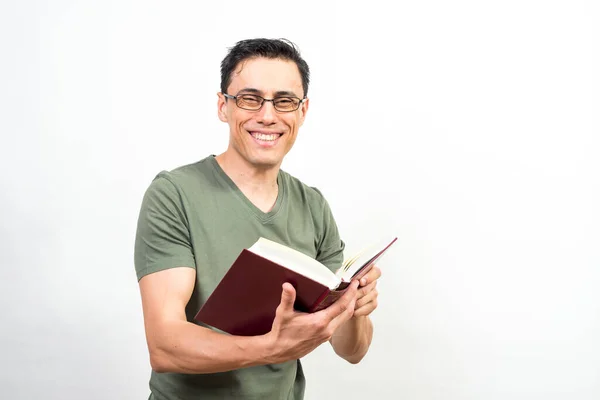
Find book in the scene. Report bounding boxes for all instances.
[194,236,397,336]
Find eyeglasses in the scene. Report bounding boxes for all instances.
[222,93,305,112]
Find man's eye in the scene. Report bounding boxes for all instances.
[240,95,261,105]
[274,98,297,108]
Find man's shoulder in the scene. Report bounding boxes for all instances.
[152,156,216,188]
[280,169,329,207]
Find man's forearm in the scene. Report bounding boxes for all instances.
[149,320,274,374]
[330,315,373,364]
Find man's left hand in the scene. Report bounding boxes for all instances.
[353,265,381,317]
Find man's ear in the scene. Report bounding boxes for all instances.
[217,92,228,122]
[298,97,309,127]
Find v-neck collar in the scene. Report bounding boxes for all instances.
[208,155,285,223]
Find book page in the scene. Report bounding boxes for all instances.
[338,237,397,281]
[249,238,341,289]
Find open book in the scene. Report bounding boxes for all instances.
[194,236,397,336]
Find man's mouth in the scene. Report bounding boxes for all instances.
[249,131,283,142]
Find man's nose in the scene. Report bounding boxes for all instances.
[256,100,277,124]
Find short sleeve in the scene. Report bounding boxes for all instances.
[134,175,196,281]
[312,188,345,273]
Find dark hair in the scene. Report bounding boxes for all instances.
[220,38,310,98]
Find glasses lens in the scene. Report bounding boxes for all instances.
[274,97,300,112]
[237,95,263,110]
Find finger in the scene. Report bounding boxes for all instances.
[353,298,378,317]
[321,280,359,321]
[278,282,296,312]
[360,266,382,286]
[328,294,357,330]
[357,280,377,300]
[360,266,381,286]
[355,288,378,309]
[354,293,379,317]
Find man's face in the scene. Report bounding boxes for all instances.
[217,57,308,169]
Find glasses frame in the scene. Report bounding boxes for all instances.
[222,92,306,112]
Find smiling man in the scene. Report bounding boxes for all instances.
[134,38,382,400]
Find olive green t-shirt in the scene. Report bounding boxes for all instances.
[134,155,345,400]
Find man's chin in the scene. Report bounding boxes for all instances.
[247,155,282,170]
[252,160,281,170]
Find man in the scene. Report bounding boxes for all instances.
[134,38,382,399]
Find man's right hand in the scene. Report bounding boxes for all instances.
[263,280,360,363]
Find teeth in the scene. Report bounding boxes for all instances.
[252,132,279,141]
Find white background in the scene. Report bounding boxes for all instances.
[1,1,598,399]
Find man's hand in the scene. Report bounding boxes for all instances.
[326,265,381,364]
[354,265,381,317]
[264,280,360,364]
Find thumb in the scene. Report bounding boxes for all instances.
[279,282,296,311]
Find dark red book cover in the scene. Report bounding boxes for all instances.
[194,250,335,336]
[194,237,397,336]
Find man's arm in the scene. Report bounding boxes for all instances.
[139,266,360,374]
[139,267,269,373]
[329,266,381,364]
[330,316,373,364]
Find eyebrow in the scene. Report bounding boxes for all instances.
[237,88,302,98]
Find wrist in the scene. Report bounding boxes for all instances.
[253,332,280,365]
[349,314,369,328]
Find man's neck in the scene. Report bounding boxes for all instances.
[214,151,280,212]
[215,151,279,188]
